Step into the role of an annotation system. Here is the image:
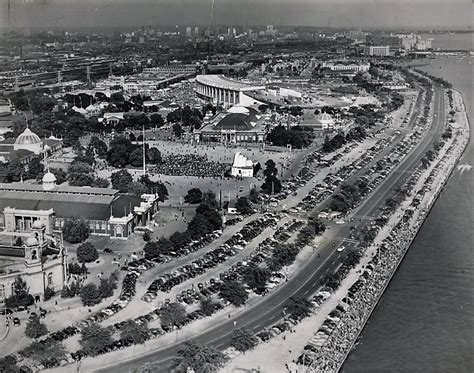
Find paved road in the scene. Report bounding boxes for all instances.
[96,86,445,373]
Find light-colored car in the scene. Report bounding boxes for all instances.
[337,246,346,252]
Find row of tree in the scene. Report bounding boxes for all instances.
[267,125,315,149]
[144,191,222,260]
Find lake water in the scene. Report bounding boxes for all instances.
[342,43,474,373]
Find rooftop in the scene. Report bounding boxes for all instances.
[196,75,265,91]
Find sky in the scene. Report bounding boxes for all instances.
[0,0,472,31]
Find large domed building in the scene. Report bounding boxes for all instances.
[14,127,43,154]
[0,127,62,164]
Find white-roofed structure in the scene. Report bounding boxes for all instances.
[196,75,265,107]
[231,152,254,178]
[300,112,336,131]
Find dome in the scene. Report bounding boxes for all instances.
[42,171,57,183]
[228,106,249,115]
[15,127,42,146]
[318,113,334,124]
[25,237,38,246]
[32,220,45,229]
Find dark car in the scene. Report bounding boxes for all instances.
[13,317,21,326]
[0,308,13,315]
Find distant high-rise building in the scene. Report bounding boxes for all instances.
[194,27,199,35]
[265,25,277,37]
[366,34,402,48]
[186,26,192,38]
[364,45,390,57]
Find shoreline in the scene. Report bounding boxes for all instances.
[335,88,471,372]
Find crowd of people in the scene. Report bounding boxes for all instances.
[150,154,228,177]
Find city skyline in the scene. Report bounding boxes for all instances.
[0,0,472,31]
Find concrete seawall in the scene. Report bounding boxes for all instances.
[335,88,470,373]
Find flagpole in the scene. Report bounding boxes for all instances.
[142,125,146,176]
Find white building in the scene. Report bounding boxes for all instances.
[364,45,390,57]
[322,61,371,72]
[0,220,68,303]
[231,152,254,178]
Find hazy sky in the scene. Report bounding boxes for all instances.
[1,0,472,30]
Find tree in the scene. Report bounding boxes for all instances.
[21,340,67,366]
[127,181,148,196]
[89,136,108,158]
[285,297,312,320]
[5,158,24,182]
[143,241,159,260]
[80,283,102,306]
[184,188,203,204]
[156,237,174,256]
[76,242,99,263]
[139,174,168,201]
[235,197,253,215]
[172,123,184,138]
[79,323,113,356]
[129,148,144,167]
[249,187,260,203]
[4,277,34,309]
[50,168,67,184]
[61,281,82,298]
[261,159,282,194]
[230,328,258,352]
[111,169,133,192]
[25,313,48,339]
[143,231,151,242]
[68,161,94,186]
[201,190,219,210]
[98,277,115,299]
[267,245,299,271]
[91,177,110,188]
[107,135,134,167]
[261,175,282,195]
[243,265,271,294]
[120,320,149,345]
[159,302,187,329]
[169,231,191,251]
[147,147,162,164]
[323,273,340,291]
[219,280,248,307]
[0,358,19,373]
[344,248,363,268]
[170,341,228,373]
[150,114,164,128]
[200,297,221,317]
[68,262,82,275]
[30,95,56,115]
[24,156,44,180]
